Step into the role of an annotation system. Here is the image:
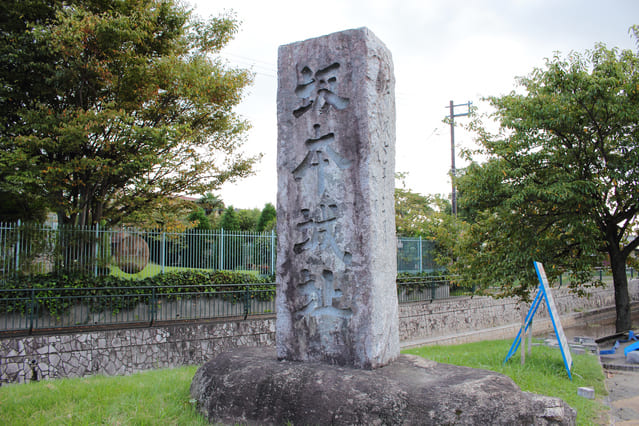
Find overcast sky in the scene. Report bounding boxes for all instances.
[190,0,639,209]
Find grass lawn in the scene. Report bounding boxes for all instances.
[0,339,607,425]
[109,262,189,279]
[109,262,263,279]
[404,339,608,425]
[0,366,207,425]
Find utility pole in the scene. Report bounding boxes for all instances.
[446,100,472,217]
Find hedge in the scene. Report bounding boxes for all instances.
[1,270,275,318]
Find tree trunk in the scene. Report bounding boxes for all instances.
[94,201,104,227]
[609,250,632,332]
[57,210,66,227]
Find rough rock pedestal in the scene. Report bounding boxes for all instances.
[191,348,576,425]
[276,27,399,369]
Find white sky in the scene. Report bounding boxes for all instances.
[190,0,639,209]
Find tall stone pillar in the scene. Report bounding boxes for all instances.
[276,28,398,368]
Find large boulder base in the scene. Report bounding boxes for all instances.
[191,348,576,425]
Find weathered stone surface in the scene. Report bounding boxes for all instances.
[0,319,276,385]
[112,232,149,274]
[577,386,595,399]
[191,348,576,425]
[276,27,398,368]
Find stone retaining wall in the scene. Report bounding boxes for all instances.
[400,280,639,346]
[2,280,638,384]
[0,319,275,384]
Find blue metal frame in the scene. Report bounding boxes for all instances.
[503,287,543,363]
[504,262,573,380]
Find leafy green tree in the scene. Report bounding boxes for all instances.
[198,192,225,216]
[0,0,257,227]
[218,206,240,231]
[454,38,639,332]
[0,0,62,221]
[237,208,260,232]
[122,196,195,232]
[256,202,276,232]
[395,188,435,237]
[0,190,48,222]
[394,173,436,237]
[188,207,212,230]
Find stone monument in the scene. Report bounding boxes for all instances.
[276,27,399,368]
[112,232,150,274]
[190,28,576,425]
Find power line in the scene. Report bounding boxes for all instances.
[220,53,277,73]
[222,52,276,68]
[424,127,441,143]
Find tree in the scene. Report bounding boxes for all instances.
[455,38,639,332]
[394,173,436,237]
[198,192,225,216]
[121,196,196,232]
[0,0,258,227]
[237,208,260,232]
[0,190,48,222]
[188,207,212,230]
[395,188,435,237]
[256,202,276,232]
[218,206,240,231]
[0,0,63,222]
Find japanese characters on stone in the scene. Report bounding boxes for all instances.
[290,61,353,323]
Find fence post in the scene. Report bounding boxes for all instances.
[149,286,156,326]
[243,285,250,320]
[15,219,21,276]
[161,232,166,274]
[219,228,224,270]
[418,236,423,274]
[94,223,99,277]
[28,287,35,334]
[270,230,275,275]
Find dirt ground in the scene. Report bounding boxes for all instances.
[605,368,639,425]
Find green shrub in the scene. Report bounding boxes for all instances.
[1,270,275,318]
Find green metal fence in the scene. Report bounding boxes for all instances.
[0,277,465,333]
[2,269,636,334]
[0,283,276,333]
[7,222,634,334]
[0,282,454,333]
[396,236,441,274]
[0,222,278,281]
[396,275,474,303]
[0,222,440,283]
